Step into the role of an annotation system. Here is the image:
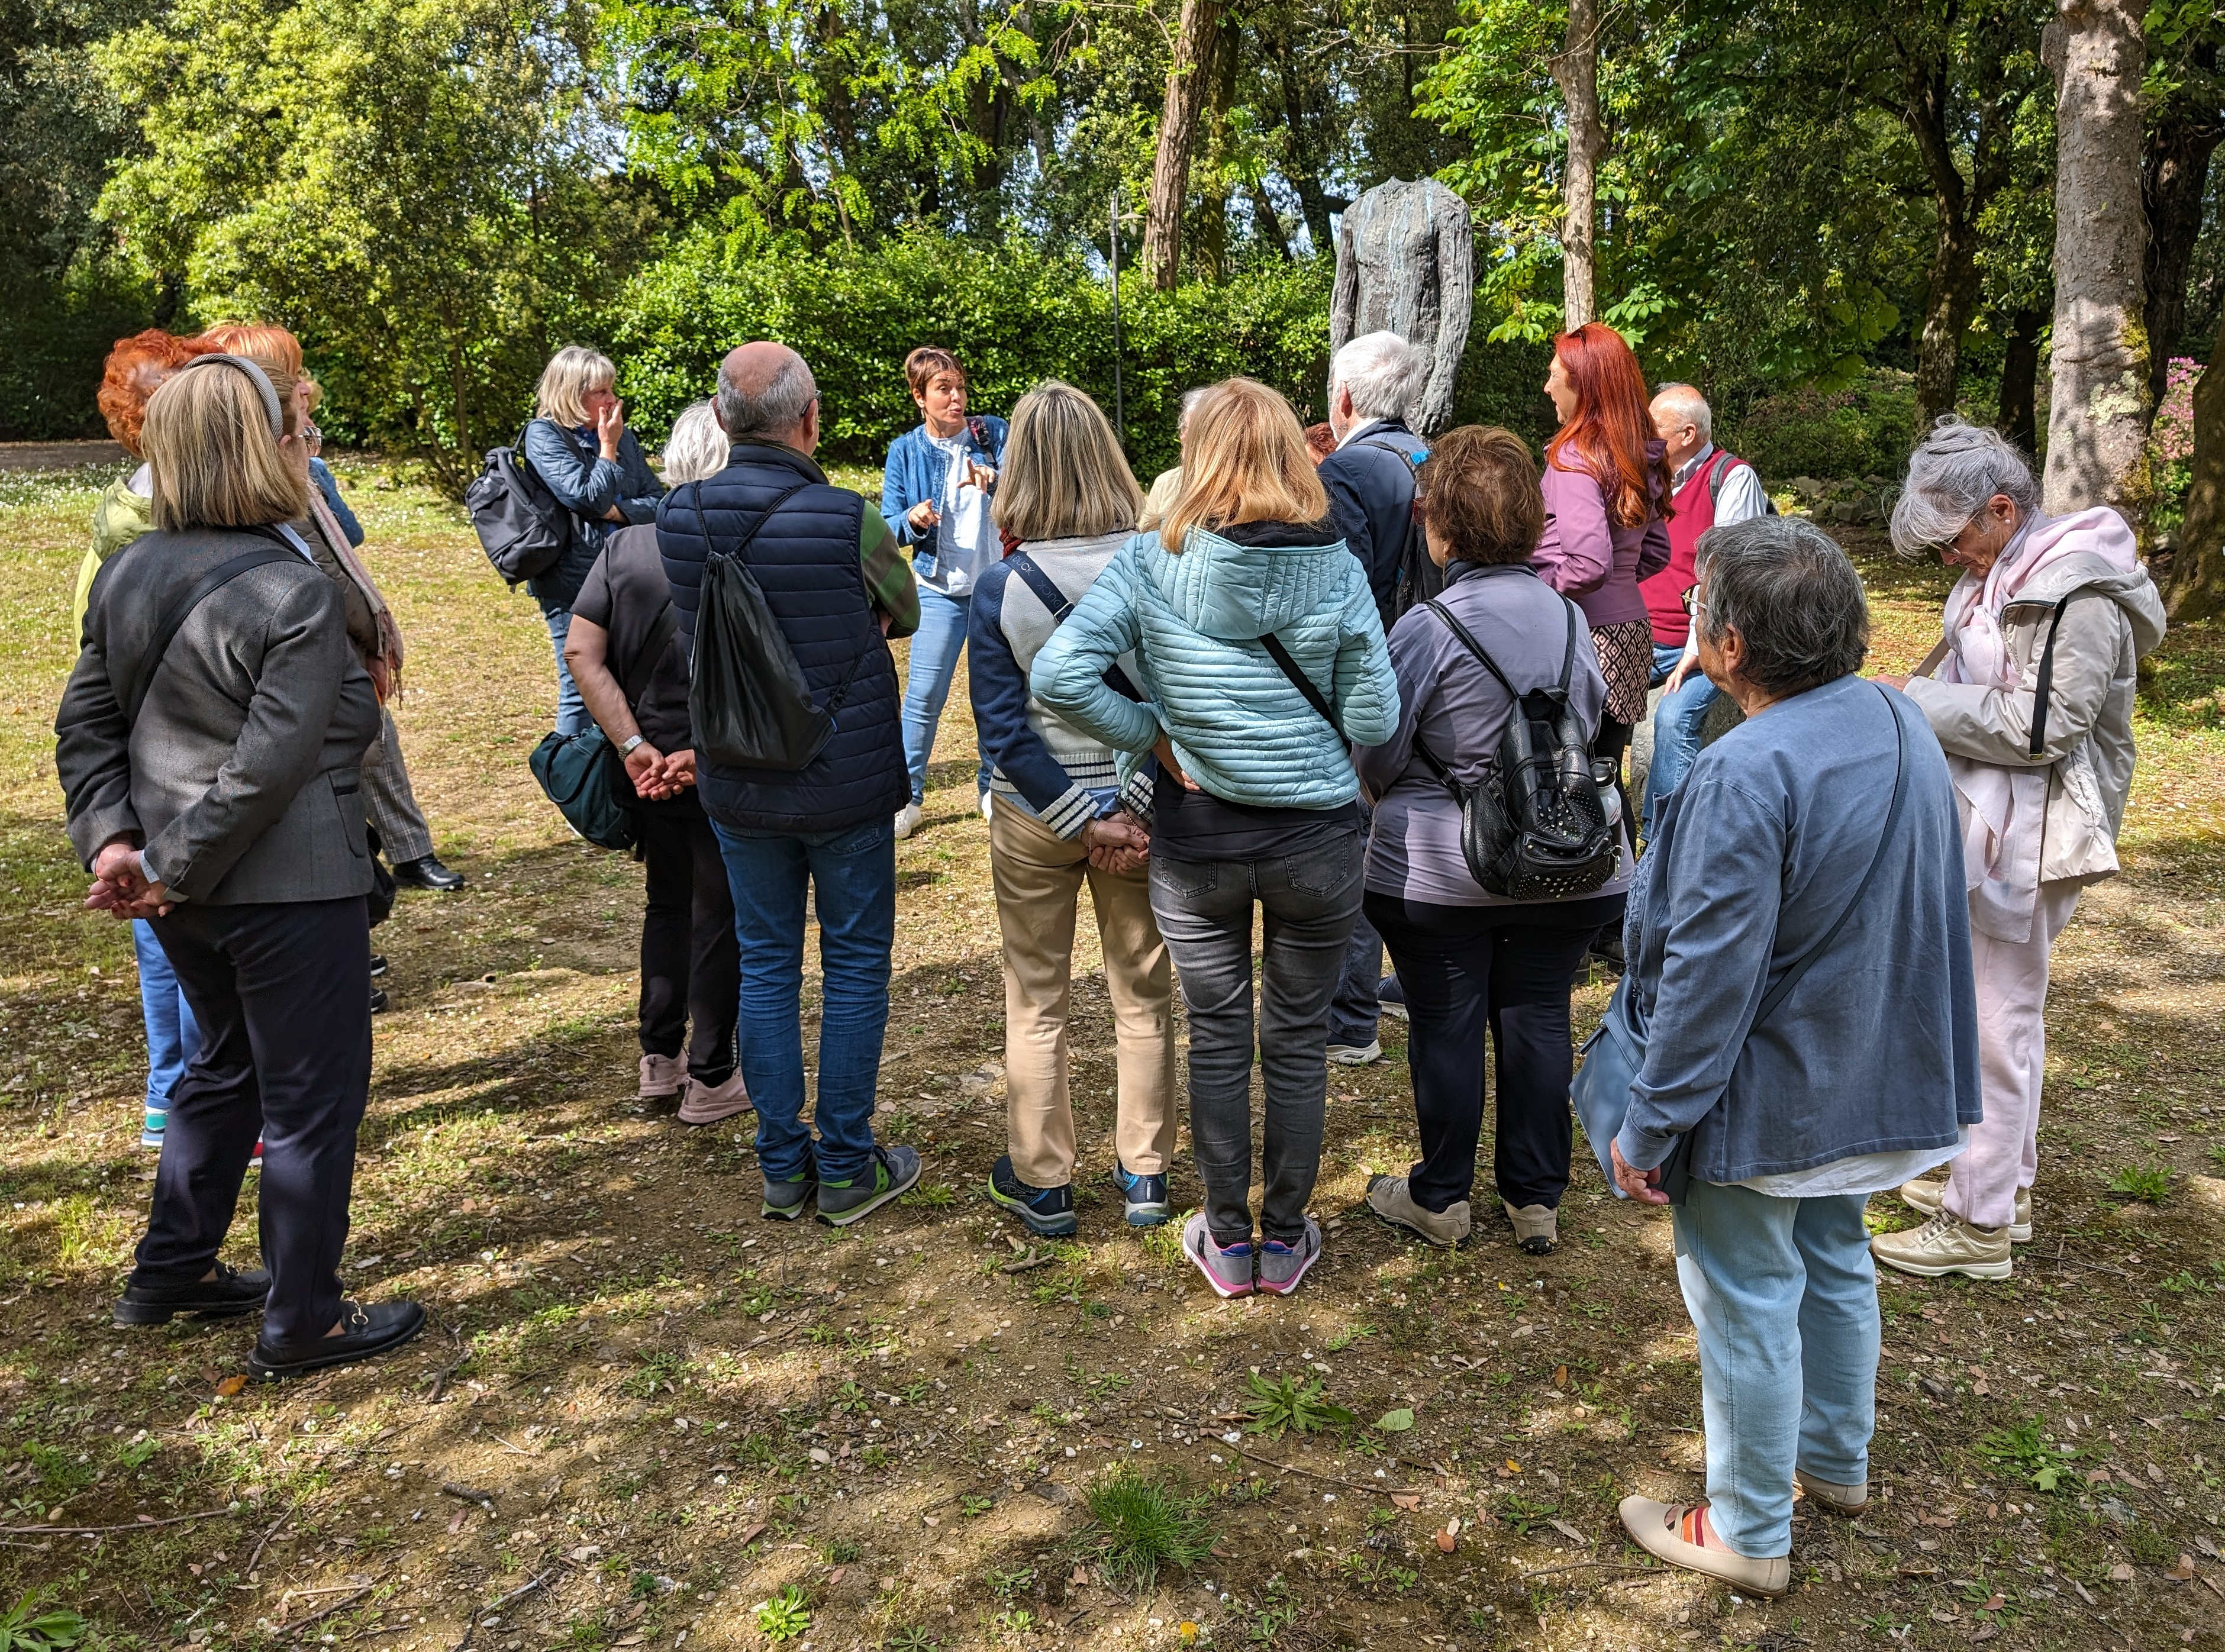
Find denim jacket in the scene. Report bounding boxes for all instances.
[521,419,665,609]
[879,416,1008,575]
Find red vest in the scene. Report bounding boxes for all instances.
[1642,449,1742,648]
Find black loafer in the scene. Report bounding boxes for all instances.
[114,1261,271,1326]
[249,1299,427,1380]
[392,856,466,892]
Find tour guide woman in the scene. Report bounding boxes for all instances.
[1031,377,1399,1300]
[880,347,1007,837]
[1608,516,1978,1595]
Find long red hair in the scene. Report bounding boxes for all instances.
[1546,322,1669,530]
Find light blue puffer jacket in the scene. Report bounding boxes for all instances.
[1029,522,1400,809]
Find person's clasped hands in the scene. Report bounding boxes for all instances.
[623,742,698,802]
[86,838,173,919]
[1081,810,1150,876]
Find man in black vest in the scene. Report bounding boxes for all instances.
[658,342,925,1227]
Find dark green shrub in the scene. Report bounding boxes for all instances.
[1721,369,1918,482]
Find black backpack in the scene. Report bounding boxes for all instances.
[465,421,579,585]
[1410,592,1622,900]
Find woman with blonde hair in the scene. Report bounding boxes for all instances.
[523,345,666,735]
[966,382,1175,1235]
[1032,377,1399,1296]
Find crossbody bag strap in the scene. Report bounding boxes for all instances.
[1008,551,1146,702]
[125,540,301,722]
[2024,593,2078,759]
[1259,631,1338,735]
[1752,686,1910,1025]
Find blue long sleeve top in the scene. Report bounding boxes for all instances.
[521,420,665,609]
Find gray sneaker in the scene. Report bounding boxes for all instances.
[1366,1175,1471,1248]
[1181,1212,1253,1299]
[762,1171,817,1221]
[816,1144,922,1228]
[1256,1216,1323,1295]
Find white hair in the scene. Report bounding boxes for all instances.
[1176,386,1211,437]
[1652,382,1711,444]
[660,400,727,485]
[1330,331,1425,424]
[1889,417,2040,556]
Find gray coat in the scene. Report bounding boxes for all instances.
[56,527,382,905]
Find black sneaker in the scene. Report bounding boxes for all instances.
[988,1155,1077,1237]
[368,953,389,978]
[1108,1160,1169,1228]
[817,1144,922,1228]
[370,987,389,1015]
[250,1299,425,1379]
[114,1261,271,1326]
[392,856,465,892]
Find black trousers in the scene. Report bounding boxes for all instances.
[136,898,372,1344]
[636,796,739,1084]
[1366,889,1625,1213]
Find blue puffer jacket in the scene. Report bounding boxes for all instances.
[1030,521,1399,809]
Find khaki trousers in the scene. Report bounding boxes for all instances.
[989,802,1176,1188]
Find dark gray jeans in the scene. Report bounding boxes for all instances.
[1148,833,1365,1246]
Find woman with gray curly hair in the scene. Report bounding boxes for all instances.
[1870,419,2165,1281]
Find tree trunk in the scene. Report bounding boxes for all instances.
[1275,62,1333,255]
[2165,328,2224,619]
[1250,180,1292,260]
[1195,14,1240,283]
[1550,0,1603,330]
[2040,1,2149,517]
[1998,305,2047,456]
[1913,212,1983,427]
[1143,0,1227,292]
[2140,88,2221,408]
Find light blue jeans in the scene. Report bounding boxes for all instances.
[135,919,199,1118]
[1671,1178,1878,1558]
[1644,639,1718,841]
[900,582,990,806]
[540,601,589,738]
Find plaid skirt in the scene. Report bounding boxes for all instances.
[1591,618,1655,726]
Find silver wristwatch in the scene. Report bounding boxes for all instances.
[621,735,646,755]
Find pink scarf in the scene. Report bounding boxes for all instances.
[308,492,405,701]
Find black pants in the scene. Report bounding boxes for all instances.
[637,796,739,1085]
[1366,889,1624,1213]
[136,898,372,1344]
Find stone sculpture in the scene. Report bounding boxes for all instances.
[1330,177,1475,437]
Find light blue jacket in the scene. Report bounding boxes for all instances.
[1029,522,1399,810]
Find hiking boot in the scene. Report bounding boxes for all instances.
[1376,975,1407,1021]
[987,1155,1077,1237]
[676,1071,752,1126]
[1110,1161,1170,1228]
[114,1260,270,1327]
[894,801,923,841]
[1795,1469,1869,1516]
[1502,1201,1558,1255]
[1182,1212,1253,1299]
[762,1170,818,1222]
[1871,1212,2012,1280]
[1618,1498,1789,1597]
[817,1145,922,1228]
[1257,1217,1323,1296]
[1900,1178,2031,1243]
[639,1053,685,1100]
[250,1300,426,1380]
[1366,1175,1470,1248]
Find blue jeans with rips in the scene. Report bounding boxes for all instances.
[713,817,897,1186]
[900,583,991,806]
[1671,1177,1879,1558]
[1644,639,1718,841]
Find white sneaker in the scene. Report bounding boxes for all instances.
[1326,1039,1382,1066]
[894,801,923,840]
[1900,1177,2032,1243]
[979,790,995,821]
[1871,1212,2013,1280]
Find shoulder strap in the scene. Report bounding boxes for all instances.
[1705,450,1740,506]
[692,480,814,566]
[1259,632,1338,734]
[1753,687,1909,1025]
[1422,598,1522,701]
[2026,594,2077,759]
[1005,553,1072,622]
[126,541,301,722]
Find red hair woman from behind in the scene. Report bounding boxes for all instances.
[1533,321,1673,780]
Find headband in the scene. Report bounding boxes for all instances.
[173,353,285,440]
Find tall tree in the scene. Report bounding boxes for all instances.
[2041,0,2149,515]
[1143,0,1227,289]
[2165,328,2223,617]
[2140,3,2222,407]
[1551,0,1604,328]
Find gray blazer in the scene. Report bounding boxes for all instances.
[56,525,382,905]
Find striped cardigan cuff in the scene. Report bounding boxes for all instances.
[1038,785,1099,840]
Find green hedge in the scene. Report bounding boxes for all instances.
[0,264,155,441]
[1720,370,1920,483]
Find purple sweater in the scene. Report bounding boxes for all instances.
[1532,442,1672,628]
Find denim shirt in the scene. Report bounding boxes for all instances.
[521,420,665,609]
[879,417,1008,585]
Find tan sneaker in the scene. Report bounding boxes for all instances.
[676,1072,752,1125]
[1900,1178,2032,1243]
[1794,1469,1869,1515]
[1618,1496,1789,1597]
[1871,1212,2011,1280]
[1502,1201,1558,1255]
[1366,1175,1471,1248]
[639,1053,685,1099]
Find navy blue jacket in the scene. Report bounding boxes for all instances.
[657,440,905,834]
[1317,417,1428,629]
[523,420,665,610]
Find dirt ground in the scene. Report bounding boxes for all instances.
[1,457,2220,1652]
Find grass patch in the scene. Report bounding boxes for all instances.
[2105,1163,2173,1204]
[1079,1466,1216,1589]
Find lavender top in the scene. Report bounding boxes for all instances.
[1531,441,1672,628]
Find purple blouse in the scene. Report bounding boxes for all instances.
[1532,440,1672,628]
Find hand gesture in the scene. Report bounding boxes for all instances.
[963,457,996,493]
[660,748,698,791]
[596,397,626,460]
[1082,812,1150,875]
[1610,1140,1670,1206]
[907,498,941,535]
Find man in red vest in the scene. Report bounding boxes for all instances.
[1638,383,1772,837]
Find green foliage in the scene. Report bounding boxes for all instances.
[1978,1415,2077,1493]
[2105,1163,2173,1205]
[1242,1371,1355,1439]
[752,1585,811,1642]
[0,1593,86,1652]
[1722,371,1918,481]
[1079,1466,1217,1588]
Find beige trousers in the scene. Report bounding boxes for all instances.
[988,802,1177,1188]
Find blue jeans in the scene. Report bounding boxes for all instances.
[1672,1179,1878,1558]
[136,919,200,1114]
[713,817,897,1185]
[540,601,589,738]
[900,583,990,806]
[1644,639,1717,841]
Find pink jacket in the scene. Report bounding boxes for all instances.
[1532,441,1672,629]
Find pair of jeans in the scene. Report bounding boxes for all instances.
[539,601,589,738]
[637,798,739,1085]
[1326,794,1384,1048]
[1366,890,1623,1212]
[1148,833,1364,1245]
[899,583,990,805]
[713,817,897,1185]
[1672,1178,1879,1558]
[134,919,199,1114]
[136,898,373,1344]
[1645,639,1718,841]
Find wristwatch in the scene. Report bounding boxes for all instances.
[620,735,646,755]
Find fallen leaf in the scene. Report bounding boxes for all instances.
[2164,1554,2196,1582]
[1547,1519,1589,1547]
[737,1522,766,1547]
[1981,1593,2004,1611]
[1552,1365,1568,1388]
[2109,1562,2134,1583]
[1434,1527,1456,1553]
[1504,1459,1521,1474]
[1969,1625,1997,1643]
[826,1567,844,1585]
[1389,1494,1421,1511]
[1373,1408,1414,1434]
[215,1375,247,1398]
[446,1508,467,1534]
[1069,1567,1089,1586]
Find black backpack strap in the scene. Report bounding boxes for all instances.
[1259,632,1339,734]
[126,541,301,721]
[2025,594,2079,759]
[1422,598,1524,701]
[1005,552,1072,621]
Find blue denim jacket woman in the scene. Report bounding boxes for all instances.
[877,348,1007,832]
[521,346,665,734]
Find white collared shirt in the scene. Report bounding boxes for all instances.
[1673,442,1769,527]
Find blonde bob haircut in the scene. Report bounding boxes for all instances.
[992,380,1141,543]
[536,345,617,427]
[143,359,310,531]
[1159,377,1328,553]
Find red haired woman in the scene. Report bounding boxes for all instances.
[1533,322,1672,775]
